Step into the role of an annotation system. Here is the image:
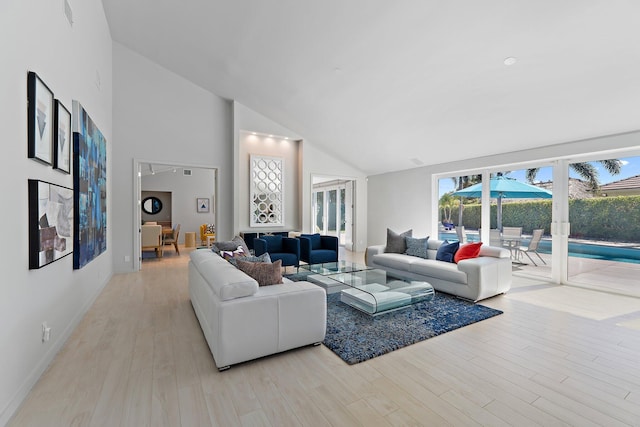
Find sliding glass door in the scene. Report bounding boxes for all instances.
[566,155,640,297]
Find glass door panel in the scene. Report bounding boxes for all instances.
[567,156,640,297]
[315,191,324,233]
[328,189,337,235]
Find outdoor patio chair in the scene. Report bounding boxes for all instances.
[489,229,502,247]
[501,226,522,259]
[518,229,546,266]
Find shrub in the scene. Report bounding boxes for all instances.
[452,196,640,242]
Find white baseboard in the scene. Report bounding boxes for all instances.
[0,273,112,427]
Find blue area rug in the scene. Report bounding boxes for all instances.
[286,271,503,364]
[323,292,502,364]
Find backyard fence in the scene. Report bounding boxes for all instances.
[450,195,640,242]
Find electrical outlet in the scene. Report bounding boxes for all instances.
[124,255,131,262]
[42,322,51,342]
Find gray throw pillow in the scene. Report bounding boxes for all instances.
[212,235,250,255]
[405,236,429,259]
[231,235,251,255]
[385,228,413,253]
[211,241,239,253]
[227,252,271,267]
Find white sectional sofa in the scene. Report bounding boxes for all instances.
[366,239,512,302]
[189,249,326,370]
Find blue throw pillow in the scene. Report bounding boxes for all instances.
[436,240,459,263]
[405,236,429,259]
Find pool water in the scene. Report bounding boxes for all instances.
[438,232,640,264]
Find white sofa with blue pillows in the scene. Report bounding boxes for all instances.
[366,239,512,302]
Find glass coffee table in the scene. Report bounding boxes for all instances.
[324,269,435,315]
[300,261,372,294]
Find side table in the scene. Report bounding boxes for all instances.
[184,232,196,248]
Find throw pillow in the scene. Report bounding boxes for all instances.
[205,224,215,234]
[227,252,271,268]
[232,235,251,255]
[435,240,459,263]
[212,240,240,253]
[385,228,413,253]
[220,246,245,261]
[404,236,429,259]
[454,242,483,263]
[236,259,283,286]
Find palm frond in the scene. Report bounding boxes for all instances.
[570,162,599,190]
[600,159,622,175]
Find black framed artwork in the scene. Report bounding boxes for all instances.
[27,71,55,165]
[28,179,74,269]
[53,100,71,173]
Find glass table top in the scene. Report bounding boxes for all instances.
[300,261,371,275]
[324,268,435,315]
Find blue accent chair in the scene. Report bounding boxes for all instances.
[254,235,300,269]
[299,233,339,265]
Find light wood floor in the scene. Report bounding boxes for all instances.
[9,247,640,426]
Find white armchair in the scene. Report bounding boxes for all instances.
[141,224,163,257]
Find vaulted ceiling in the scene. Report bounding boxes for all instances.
[101,0,640,175]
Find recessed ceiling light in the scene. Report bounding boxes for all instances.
[503,57,517,66]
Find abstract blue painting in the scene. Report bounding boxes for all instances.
[73,102,107,269]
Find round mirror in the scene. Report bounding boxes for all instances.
[142,196,163,215]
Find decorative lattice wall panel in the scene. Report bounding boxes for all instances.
[250,155,284,227]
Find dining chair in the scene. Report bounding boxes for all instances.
[163,224,181,255]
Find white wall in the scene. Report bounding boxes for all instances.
[232,102,368,251]
[112,43,232,272]
[0,0,113,424]
[367,131,640,247]
[141,168,216,244]
[367,167,431,246]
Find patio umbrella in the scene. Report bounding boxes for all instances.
[451,175,552,230]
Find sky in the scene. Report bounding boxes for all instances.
[439,156,638,196]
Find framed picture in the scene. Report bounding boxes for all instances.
[197,197,210,213]
[73,101,107,269]
[28,180,74,269]
[27,71,55,165]
[53,100,71,173]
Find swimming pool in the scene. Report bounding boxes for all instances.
[438,232,640,264]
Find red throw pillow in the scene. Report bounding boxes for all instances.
[454,242,483,263]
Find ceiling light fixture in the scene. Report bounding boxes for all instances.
[503,57,517,66]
